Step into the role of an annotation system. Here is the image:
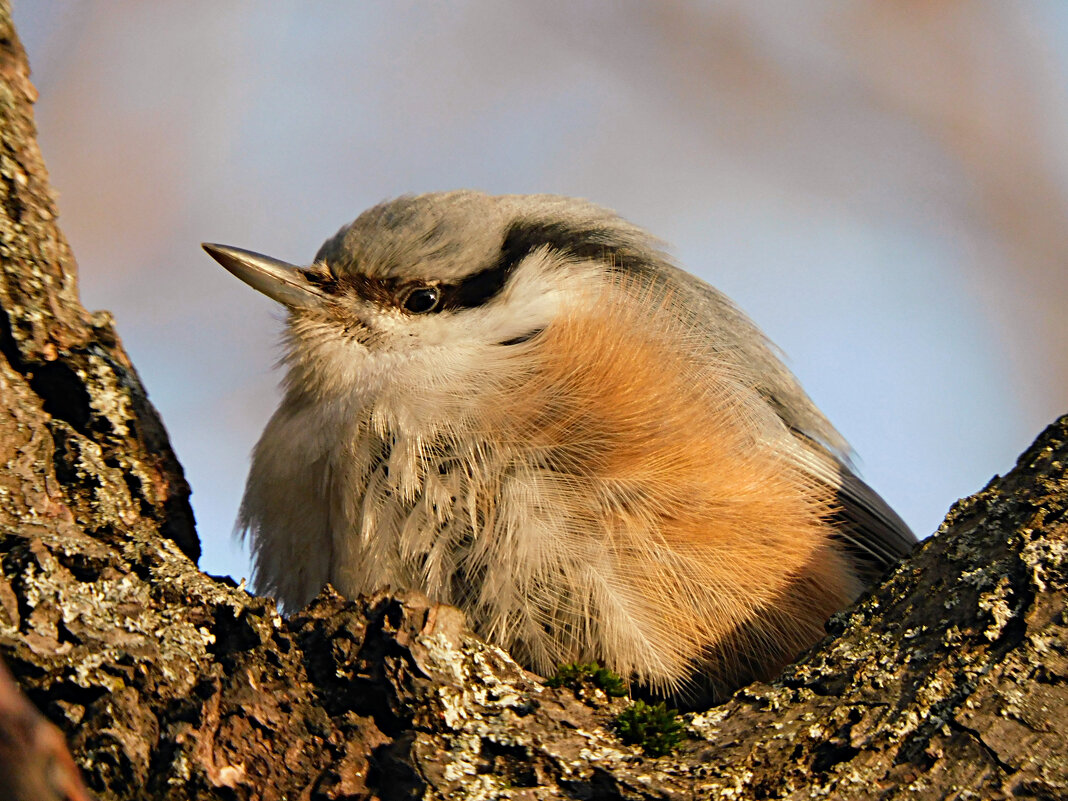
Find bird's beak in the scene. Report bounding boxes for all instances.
[202,243,326,309]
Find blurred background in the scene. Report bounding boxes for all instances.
[13,1,1068,584]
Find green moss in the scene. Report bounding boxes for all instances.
[545,662,627,697]
[613,700,684,757]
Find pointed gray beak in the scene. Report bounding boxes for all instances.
[202,243,326,309]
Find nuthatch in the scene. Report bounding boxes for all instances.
[203,191,915,704]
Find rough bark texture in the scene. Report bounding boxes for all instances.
[0,5,1065,800]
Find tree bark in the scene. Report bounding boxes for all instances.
[0,5,1064,800]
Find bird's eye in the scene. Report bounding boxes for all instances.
[401,285,441,314]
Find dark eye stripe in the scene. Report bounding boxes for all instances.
[317,220,640,313]
[301,269,340,293]
[438,220,635,311]
[441,264,512,309]
[498,220,627,267]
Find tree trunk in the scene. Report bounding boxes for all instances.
[0,5,1064,800]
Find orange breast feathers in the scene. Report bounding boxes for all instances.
[482,282,860,696]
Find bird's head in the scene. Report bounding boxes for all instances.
[203,191,673,407]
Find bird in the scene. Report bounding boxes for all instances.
[203,191,916,706]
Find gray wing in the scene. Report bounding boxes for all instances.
[519,203,919,574]
[786,433,917,578]
[645,260,918,575]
